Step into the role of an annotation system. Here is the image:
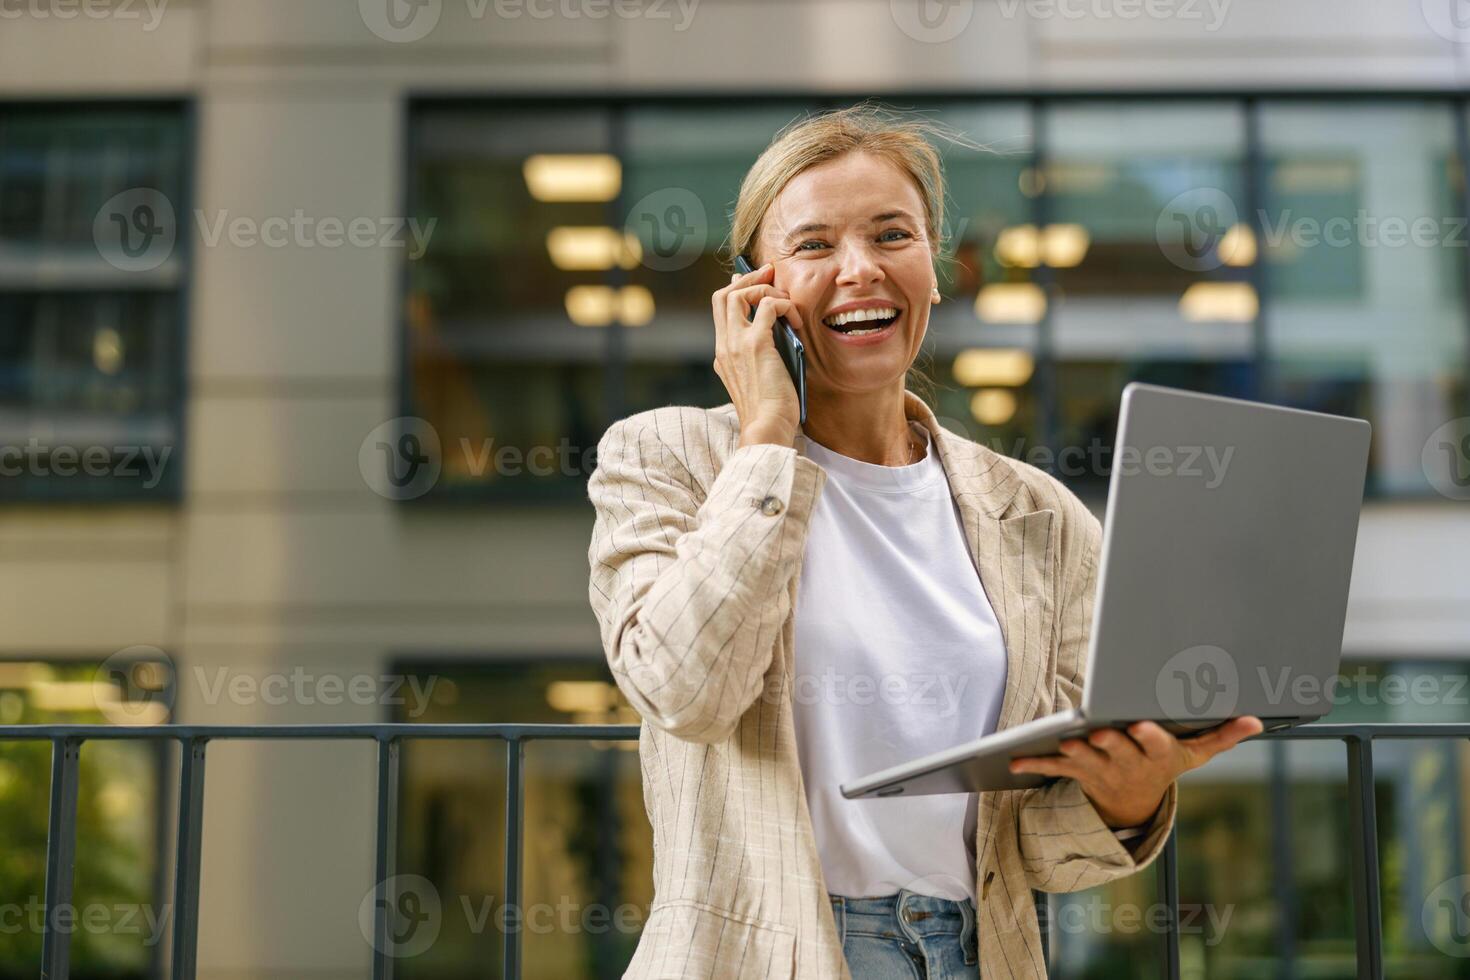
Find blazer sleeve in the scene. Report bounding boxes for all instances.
[586,417,825,744]
[1016,501,1179,893]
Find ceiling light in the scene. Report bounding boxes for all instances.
[953,348,1035,387]
[547,227,642,270]
[975,283,1046,324]
[523,154,621,202]
[1179,282,1258,322]
[971,389,1018,426]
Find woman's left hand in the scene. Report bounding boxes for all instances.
[1008,716,1265,829]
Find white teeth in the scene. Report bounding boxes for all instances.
[824,306,898,328]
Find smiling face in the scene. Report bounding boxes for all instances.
[752,151,937,399]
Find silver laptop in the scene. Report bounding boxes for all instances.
[840,382,1371,799]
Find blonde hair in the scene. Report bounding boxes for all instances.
[727,102,963,266]
[726,103,973,403]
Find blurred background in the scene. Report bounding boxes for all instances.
[2,0,1470,977]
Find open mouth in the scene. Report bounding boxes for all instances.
[822,306,902,337]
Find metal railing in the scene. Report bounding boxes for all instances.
[2,721,1465,980]
[0,723,639,980]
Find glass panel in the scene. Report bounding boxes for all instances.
[1046,102,1251,347]
[1389,738,1470,978]
[1044,102,1252,499]
[0,106,187,502]
[411,361,605,501]
[407,107,615,500]
[0,291,180,500]
[391,661,647,980]
[0,108,185,252]
[1260,102,1468,498]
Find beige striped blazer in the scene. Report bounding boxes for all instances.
[585,388,1178,979]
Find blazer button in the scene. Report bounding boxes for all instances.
[982,869,995,900]
[759,495,784,516]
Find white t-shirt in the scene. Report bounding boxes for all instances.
[792,420,1008,903]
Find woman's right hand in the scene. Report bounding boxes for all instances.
[712,261,804,448]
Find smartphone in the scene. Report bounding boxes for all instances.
[734,254,807,425]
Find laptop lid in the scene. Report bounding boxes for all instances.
[1080,383,1371,727]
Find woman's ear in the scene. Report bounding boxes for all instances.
[931,284,941,305]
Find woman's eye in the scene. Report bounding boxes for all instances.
[796,240,830,252]
[879,229,912,242]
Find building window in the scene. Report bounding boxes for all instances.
[0,104,188,502]
[400,98,1470,503]
[388,658,646,980]
[0,655,173,977]
[1049,657,1470,978]
[1261,102,1467,498]
[403,101,825,501]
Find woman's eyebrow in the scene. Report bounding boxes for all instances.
[780,210,920,244]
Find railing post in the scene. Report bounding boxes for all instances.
[1034,889,1050,971]
[372,737,401,980]
[1268,738,1298,980]
[504,736,525,980]
[171,738,208,980]
[1345,735,1384,980]
[40,737,81,980]
[1159,826,1180,980]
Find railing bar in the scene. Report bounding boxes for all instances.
[504,737,526,980]
[3,721,1470,741]
[171,738,208,980]
[0,723,642,741]
[40,737,81,980]
[1159,826,1180,980]
[1345,736,1384,980]
[1035,890,1050,973]
[372,738,401,980]
[147,738,171,980]
[22,721,1470,743]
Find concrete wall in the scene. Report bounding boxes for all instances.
[2,1,1468,975]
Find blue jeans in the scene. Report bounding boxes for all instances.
[828,888,979,978]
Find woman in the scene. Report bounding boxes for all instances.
[586,105,1261,979]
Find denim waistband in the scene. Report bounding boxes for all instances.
[827,887,977,952]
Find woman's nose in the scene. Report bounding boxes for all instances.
[833,243,885,286]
